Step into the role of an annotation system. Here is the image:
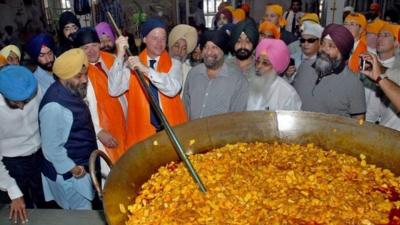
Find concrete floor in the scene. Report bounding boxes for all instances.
[0,204,107,225]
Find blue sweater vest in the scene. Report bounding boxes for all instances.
[39,81,98,181]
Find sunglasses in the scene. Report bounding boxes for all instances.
[300,38,319,44]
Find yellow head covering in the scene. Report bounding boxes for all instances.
[265,4,286,27]
[168,24,198,54]
[232,8,246,22]
[366,19,386,34]
[225,6,234,13]
[345,13,367,30]
[0,45,21,60]
[258,21,281,39]
[300,13,320,25]
[379,23,400,42]
[53,48,88,80]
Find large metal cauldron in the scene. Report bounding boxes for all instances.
[102,111,400,225]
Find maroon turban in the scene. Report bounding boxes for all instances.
[321,24,354,60]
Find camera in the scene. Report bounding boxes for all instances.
[359,58,372,71]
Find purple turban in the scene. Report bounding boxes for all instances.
[95,22,116,43]
[321,24,354,60]
[26,33,55,62]
[215,9,233,25]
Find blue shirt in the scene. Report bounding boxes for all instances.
[33,67,55,94]
[39,102,94,209]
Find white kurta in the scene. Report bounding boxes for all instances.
[247,76,302,111]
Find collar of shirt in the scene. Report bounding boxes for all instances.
[379,56,396,69]
[302,53,317,61]
[201,62,230,78]
[147,56,160,66]
[352,39,360,52]
[0,94,6,106]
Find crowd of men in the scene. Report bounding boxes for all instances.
[1,0,400,223]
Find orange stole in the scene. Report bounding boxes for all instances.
[125,49,188,148]
[348,38,367,73]
[87,51,127,163]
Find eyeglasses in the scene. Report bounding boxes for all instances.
[255,58,272,67]
[300,38,319,44]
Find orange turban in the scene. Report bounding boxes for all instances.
[366,19,386,34]
[345,13,367,30]
[379,23,400,42]
[232,8,246,23]
[258,21,280,39]
[265,4,286,27]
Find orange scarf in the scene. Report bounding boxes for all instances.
[125,49,188,148]
[348,38,367,73]
[87,51,127,163]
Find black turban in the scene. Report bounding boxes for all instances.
[230,19,259,51]
[73,27,100,47]
[200,30,230,54]
[59,11,81,31]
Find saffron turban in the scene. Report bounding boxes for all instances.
[53,48,88,80]
[258,21,280,39]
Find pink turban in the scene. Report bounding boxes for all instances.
[95,22,116,43]
[255,39,290,74]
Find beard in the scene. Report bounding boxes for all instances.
[235,48,252,60]
[190,56,203,67]
[203,54,224,70]
[101,45,116,54]
[37,60,54,72]
[65,81,88,98]
[249,69,277,97]
[314,52,341,76]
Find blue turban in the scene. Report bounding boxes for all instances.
[0,65,37,101]
[140,17,166,38]
[26,33,55,62]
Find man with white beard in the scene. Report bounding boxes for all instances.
[293,24,366,119]
[247,39,302,111]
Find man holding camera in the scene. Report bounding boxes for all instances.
[362,23,400,131]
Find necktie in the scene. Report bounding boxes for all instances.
[95,62,107,77]
[291,12,296,33]
[148,59,163,131]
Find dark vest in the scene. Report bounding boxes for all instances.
[39,81,97,181]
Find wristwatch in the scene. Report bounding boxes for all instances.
[375,73,388,84]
